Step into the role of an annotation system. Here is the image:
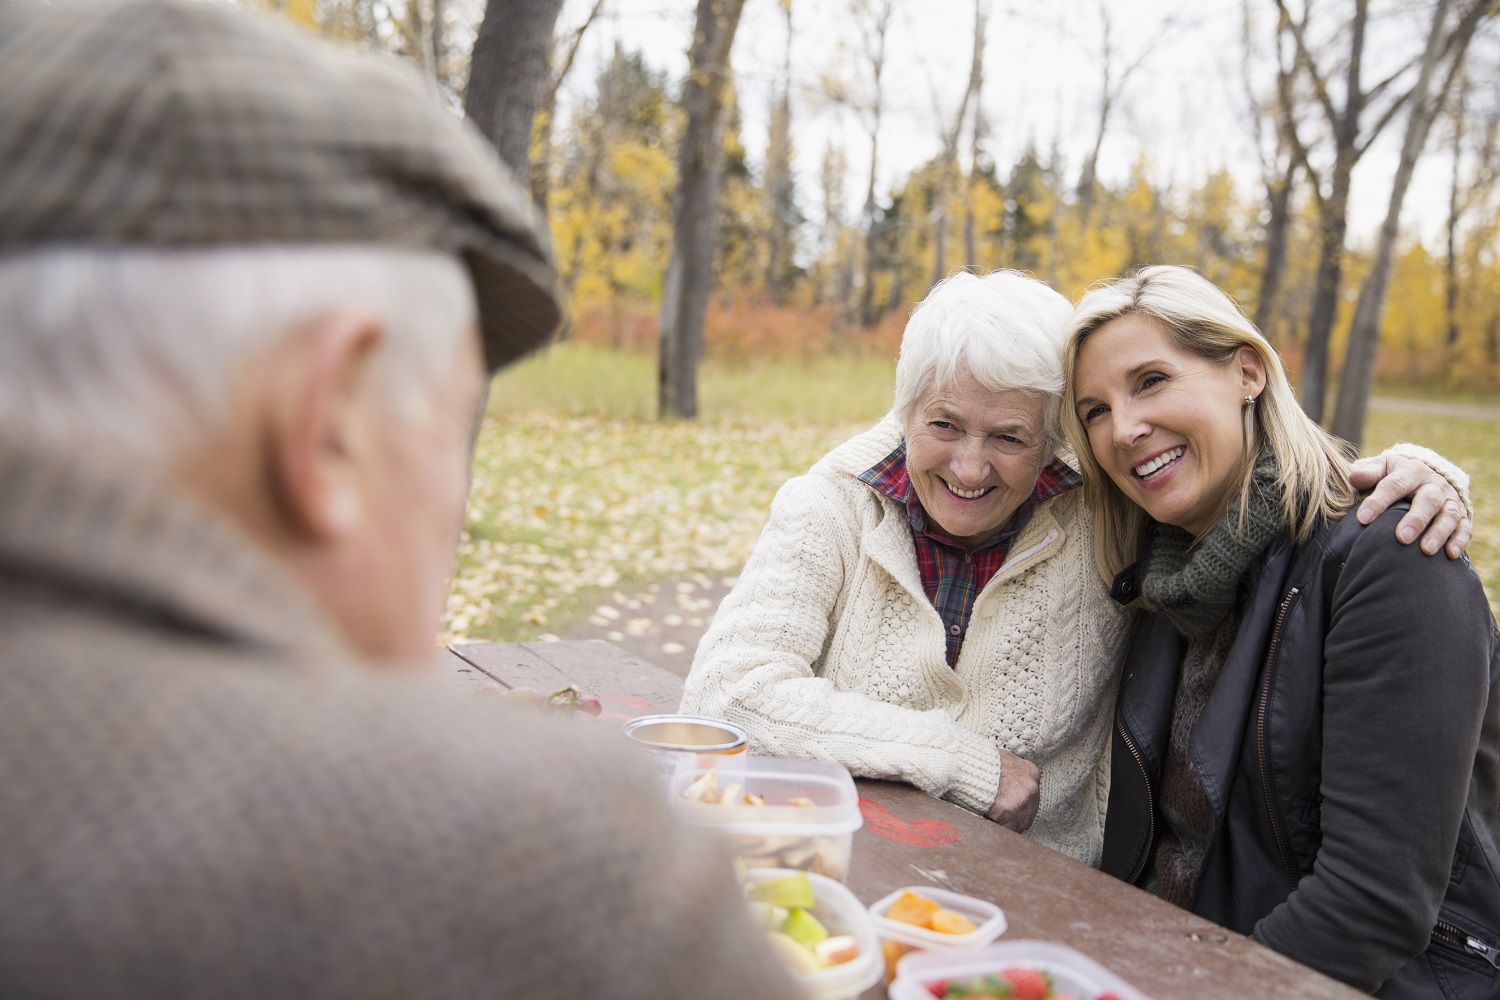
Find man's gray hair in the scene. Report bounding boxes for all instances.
[0,246,475,467]
[892,270,1072,451]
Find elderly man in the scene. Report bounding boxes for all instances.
[0,3,795,998]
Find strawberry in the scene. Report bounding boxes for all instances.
[1001,966,1051,1000]
[925,979,950,998]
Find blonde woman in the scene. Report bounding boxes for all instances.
[1063,264,1499,998]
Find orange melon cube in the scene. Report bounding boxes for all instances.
[929,908,979,935]
[885,890,941,927]
[881,939,912,980]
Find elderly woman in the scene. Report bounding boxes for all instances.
[1063,265,1498,997]
[681,269,1470,866]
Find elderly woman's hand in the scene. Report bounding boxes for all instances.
[1350,452,1473,559]
[986,748,1040,832]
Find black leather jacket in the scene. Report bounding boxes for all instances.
[1101,504,1500,998]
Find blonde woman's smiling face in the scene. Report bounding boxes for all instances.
[903,368,1052,546]
[1072,313,1265,537]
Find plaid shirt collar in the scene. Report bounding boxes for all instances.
[857,441,1081,666]
[857,441,1081,550]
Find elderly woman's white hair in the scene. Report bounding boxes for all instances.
[0,245,475,468]
[893,270,1073,452]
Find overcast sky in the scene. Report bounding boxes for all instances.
[552,0,1472,255]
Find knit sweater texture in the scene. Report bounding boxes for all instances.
[0,432,797,1000]
[681,416,1132,865]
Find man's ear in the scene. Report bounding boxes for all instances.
[265,311,384,542]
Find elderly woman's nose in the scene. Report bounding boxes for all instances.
[951,434,991,481]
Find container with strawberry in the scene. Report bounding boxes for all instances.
[923,966,1127,1000]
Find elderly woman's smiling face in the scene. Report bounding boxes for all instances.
[903,367,1052,545]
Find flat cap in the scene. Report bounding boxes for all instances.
[0,0,561,372]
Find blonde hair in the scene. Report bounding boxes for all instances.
[1061,265,1355,579]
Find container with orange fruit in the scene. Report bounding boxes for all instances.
[869,886,1008,981]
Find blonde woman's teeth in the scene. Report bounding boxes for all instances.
[1134,447,1183,478]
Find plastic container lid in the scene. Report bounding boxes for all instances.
[888,940,1153,1000]
[869,886,1007,950]
[668,755,862,838]
[745,868,883,1000]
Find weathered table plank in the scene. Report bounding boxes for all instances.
[848,780,1363,1000]
[449,639,681,718]
[447,640,1366,1000]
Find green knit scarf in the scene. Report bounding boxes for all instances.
[1140,449,1286,639]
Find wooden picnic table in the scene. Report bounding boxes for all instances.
[447,639,1367,1000]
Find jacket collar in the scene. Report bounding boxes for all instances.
[0,433,353,668]
[1122,532,1299,830]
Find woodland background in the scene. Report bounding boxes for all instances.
[248,0,1500,644]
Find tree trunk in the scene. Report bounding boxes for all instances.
[859,127,881,327]
[763,0,794,305]
[464,0,568,176]
[1332,0,1492,445]
[1253,157,1296,343]
[1445,75,1466,349]
[931,198,947,286]
[1300,178,1349,423]
[930,0,987,287]
[1284,0,1369,423]
[855,0,892,328]
[531,0,607,208]
[657,0,747,420]
[412,0,436,83]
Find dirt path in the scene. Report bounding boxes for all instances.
[558,573,737,679]
[1370,396,1500,421]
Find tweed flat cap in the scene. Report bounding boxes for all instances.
[0,0,561,372]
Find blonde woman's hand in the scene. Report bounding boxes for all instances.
[986,748,1040,832]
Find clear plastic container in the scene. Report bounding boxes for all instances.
[888,940,1153,1000]
[669,755,862,882]
[869,885,1007,979]
[744,868,883,1000]
[870,885,1008,950]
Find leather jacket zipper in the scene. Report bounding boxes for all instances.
[1256,586,1301,890]
[1117,713,1154,886]
[1432,919,1500,969]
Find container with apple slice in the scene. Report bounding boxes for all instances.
[743,869,882,1000]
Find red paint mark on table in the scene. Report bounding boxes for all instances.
[859,796,963,847]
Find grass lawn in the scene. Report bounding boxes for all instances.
[447,344,1500,642]
[1362,409,1500,616]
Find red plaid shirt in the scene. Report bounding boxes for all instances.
[858,442,1081,666]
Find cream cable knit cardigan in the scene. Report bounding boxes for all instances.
[681,416,1132,865]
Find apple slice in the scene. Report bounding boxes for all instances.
[814,934,861,966]
[748,872,816,909]
[746,901,790,930]
[766,931,824,974]
[782,906,829,948]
